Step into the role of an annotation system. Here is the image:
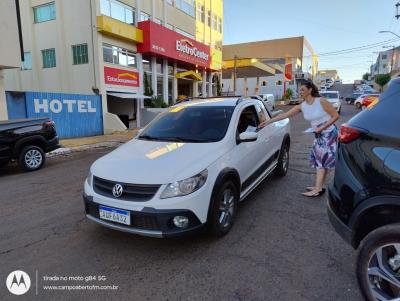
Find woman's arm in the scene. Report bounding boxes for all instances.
[258,105,301,128]
[315,98,340,133]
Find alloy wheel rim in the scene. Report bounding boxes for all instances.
[25,149,43,168]
[367,243,400,301]
[282,149,289,171]
[218,189,235,228]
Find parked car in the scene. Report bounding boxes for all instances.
[335,79,342,84]
[83,97,291,238]
[319,91,342,114]
[345,92,363,104]
[0,118,60,171]
[354,94,380,109]
[327,78,400,301]
[258,94,276,111]
[361,95,379,109]
[326,79,334,88]
[250,94,275,112]
[320,86,328,92]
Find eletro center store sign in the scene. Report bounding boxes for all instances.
[137,20,212,69]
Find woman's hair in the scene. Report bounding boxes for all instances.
[302,80,320,97]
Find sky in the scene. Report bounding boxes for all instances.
[223,0,400,83]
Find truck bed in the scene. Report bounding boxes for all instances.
[0,118,49,132]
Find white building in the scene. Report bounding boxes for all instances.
[0,0,22,120]
[2,0,223,134]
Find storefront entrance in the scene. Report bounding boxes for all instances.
[106,93,138,129]
[178,78,193,98]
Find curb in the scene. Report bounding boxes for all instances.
[47,141,122,158]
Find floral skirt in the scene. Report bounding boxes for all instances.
[309,125,338,169]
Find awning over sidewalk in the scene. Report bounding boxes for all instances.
[107,92,152,99]
[175,70,203,81]
[222,58,277,79]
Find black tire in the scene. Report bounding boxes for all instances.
[356,102,362,109]
[275,141,290,177]
[18,145,45,171]
[356,224,400,301]
[208,180,239,237]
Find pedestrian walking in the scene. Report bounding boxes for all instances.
[259,80,339,197]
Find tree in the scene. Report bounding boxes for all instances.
[285,88,293,100]
[375,74,391,91]
[143,72,153,97]
[362,72,371,81]
[215,75,222,96]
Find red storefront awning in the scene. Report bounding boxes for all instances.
[137,21,212,70]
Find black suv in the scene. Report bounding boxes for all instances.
[0,118,60,171]
[328,78,400,300]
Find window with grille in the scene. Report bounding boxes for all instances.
[72,44,88,65]
[42,49,56,68]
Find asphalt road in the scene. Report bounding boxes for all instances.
[0,100,363,301]
[327,83,354,98]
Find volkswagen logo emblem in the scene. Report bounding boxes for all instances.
[112,184,123,198]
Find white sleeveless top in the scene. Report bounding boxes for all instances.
[301,98,333,131]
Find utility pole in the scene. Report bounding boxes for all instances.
[396,2,400,19]
[233,55,237,95]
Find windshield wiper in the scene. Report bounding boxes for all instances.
[138,134,159,140]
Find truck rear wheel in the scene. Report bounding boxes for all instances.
[19,145,45,171]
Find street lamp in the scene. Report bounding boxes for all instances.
[378,30,400,39]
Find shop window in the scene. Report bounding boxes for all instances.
[21,52,32,70]
[175,0,195,18]
[33,2,56,23]
[197,4,205,23]
[212,14,217,30]
[217,17,222,33]
[100,0,135,25]
[175,28,195,40]
[140,12,150,22]
[72,44,88,65]
[42,48,56,68]
[143,59,151,72]
[102,44,136,68]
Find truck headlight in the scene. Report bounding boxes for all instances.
[87,170,93,187]
[160,170,208,199]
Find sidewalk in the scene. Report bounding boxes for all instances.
[49,129,139,157]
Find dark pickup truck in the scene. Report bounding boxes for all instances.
[0,118,60,171]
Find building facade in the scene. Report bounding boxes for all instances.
[0,0,22,121]
[3,0,223,134]
[315,69,339,85]
[221,37,318,100]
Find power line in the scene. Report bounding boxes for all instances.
[316,38,400,57]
